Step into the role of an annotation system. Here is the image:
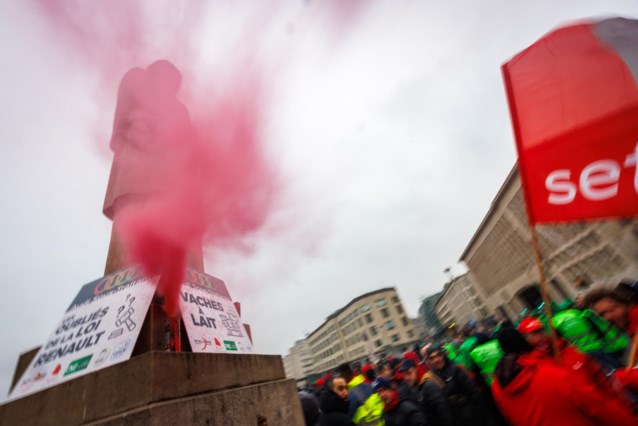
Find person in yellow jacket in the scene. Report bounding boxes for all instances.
[338,362,385,425]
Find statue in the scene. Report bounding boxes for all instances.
[103,60,203,278]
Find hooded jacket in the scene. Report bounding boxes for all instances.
[492,353,638,426]
[382,391,428,426]
[319,389,356,426]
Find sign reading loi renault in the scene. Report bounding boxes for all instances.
[180,269,253,354]
[9,267,156,400]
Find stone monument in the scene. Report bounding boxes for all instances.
[0,61,302,425]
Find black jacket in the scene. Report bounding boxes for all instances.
[431,362,485,426]
[318,389,355,426]
[418,379,454,426]
[383,399,428,426]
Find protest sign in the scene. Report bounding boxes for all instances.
[180,269,253,354]
[9,267,156,400]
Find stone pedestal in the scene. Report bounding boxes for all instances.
[1,351,303,426]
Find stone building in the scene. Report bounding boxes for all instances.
[283,339,314,382]
[435,273,489,329]
[460,166,638,320]
[416,292,444,338]
[306,288,418,374]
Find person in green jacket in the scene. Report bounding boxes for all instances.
[455,321,490,372]
[551,307,629,370]
[469,340,504,386]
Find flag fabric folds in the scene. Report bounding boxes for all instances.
[502,17,638,224]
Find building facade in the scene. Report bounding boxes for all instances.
[283,339,314,381]
[416,292,443,338]
[461,167,638,320]
[435,273,489,329]
[306,288,418,374]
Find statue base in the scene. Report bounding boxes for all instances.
[1,351,303,425]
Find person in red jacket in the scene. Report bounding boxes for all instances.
[492,352,638,426]
[517,317,623,399]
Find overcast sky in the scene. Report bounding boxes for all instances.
[1,0,637,399]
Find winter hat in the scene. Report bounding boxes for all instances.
[372,377,392,391]
[517,317,545,334]
[399,359,416,372]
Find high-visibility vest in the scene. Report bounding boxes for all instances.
[551,308,629,354]
[455,336,479,371]
[469,340,504,386]
[348,375,385,426]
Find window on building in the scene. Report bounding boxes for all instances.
[407,330,414,338]
[396,305,404,315]
[392,295,399,303]
[391,334,400,343]
[370,326,378,336]
[386,320,395,330]
[401,316,409,327]
[375,339,383,348]
[381,308,389,318]
[376,298,387,307]
[360,304,371,313]
[365,313,373,323]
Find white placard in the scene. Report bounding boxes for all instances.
[9,268,156,401]
[180,270,253,354]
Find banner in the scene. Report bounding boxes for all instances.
[9,268,156,400]
[502,17,638,224]
[180,269,253,354]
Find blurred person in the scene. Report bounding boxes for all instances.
[362,364,375,384]
[338,362,384,425]
[551,305,628,371]
[400,358,453,426]
[299,388,320,426]
[493,340,638,425]
[426,345,486,426]
[585,287,638,336]
[319,376,355,426]
[517,317,630,404]
[372,377,428,426]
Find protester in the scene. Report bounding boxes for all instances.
[551,305,628,371]
[584,286,638,336]
[372,377,428,426]
[299,388,320,426]
[400,358,453,426]
[338,362,384,425]
[376,361,394,381]
[517,316,624,399]
[426,345,486,426]
[493,339,638,425]
[318,376,355,426]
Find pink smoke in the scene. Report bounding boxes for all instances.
[34,1,371,317]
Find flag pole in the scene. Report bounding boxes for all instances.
[529,225,561,363]
[502,64,561,363]
[627,333,638,369]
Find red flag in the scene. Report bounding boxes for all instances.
[502,17,638,224]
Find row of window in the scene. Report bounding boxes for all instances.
[310,295,409,354]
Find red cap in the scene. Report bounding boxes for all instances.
[518,317,545,333]
[362,364,372,373]
[315,378,325,388]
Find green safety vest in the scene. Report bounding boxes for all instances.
[444,342,459,361]
[455,336,479,371]
[551,309,629,354]
[469,340,504,386]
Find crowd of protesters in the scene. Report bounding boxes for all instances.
[297,280,638,425]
